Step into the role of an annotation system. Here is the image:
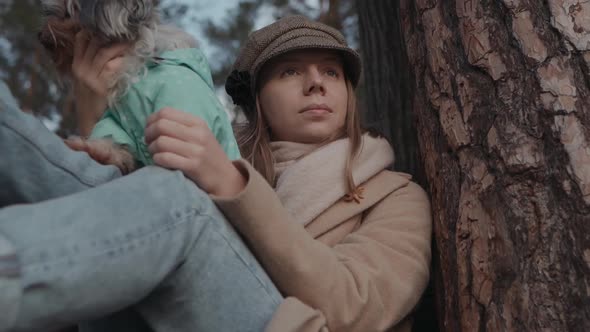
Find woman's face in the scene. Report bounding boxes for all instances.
[258,49,348,144]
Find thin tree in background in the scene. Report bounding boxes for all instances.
[0,0,67,118]
[318,0,341,30]
[202,1,265,85]
[355,1,422,178]
[356,3,433,332]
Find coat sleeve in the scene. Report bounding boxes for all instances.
[212,160,432,331]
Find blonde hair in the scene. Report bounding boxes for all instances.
[235,78,364,193]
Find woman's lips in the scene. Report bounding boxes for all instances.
[299,104,333,115]
[302,108,331,115]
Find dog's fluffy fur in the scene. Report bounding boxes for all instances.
[39,0,198,106]
[39,0,198,173]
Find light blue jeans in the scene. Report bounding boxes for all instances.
[0,81,282,332]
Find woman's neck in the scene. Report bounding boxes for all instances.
[270,141,320,180]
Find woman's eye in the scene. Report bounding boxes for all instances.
[282,69,297,76]
[326,69,339,77]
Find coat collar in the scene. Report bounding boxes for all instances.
[305,170,412,239]
[272,135,395,227]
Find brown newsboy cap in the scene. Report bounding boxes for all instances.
[225,15,362,108]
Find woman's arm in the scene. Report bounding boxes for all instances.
[213,162,432,331]
[144,109,432,330]
[71,31,129,137]
[66,33,137,172]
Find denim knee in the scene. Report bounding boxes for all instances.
[0,234,21,332]
[132,167,212,213]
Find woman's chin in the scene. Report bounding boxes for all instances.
[293,132,332,144]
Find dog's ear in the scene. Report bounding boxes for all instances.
[38,0,81,73]
[40,0,63,17]
[40,0,78,19]
[78,0,158,42]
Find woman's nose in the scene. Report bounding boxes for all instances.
[304,67,325,95]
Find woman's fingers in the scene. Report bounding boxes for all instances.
[146,107,206,129]
[64,138,109,163]
[144,116,204,146]
[73,31,90,69]
[102,56,125,75]
[97,56,125,89]
[94,43,130,74]
[148,135,204,160]
[152,152,192,172]
[143,107,239,195]
[64,137,87,151]
[85,140,113,164]
[72,31,128,94]
[83,37,101,69]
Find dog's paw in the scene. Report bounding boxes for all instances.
[65,137,137,174]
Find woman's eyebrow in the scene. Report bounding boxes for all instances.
[322,56,341,62]
[279,57,302,63]
[279,56,341,63]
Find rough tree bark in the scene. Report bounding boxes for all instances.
[391,0,590,331]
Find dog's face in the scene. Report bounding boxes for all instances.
[38,0,157,73]
[77,0,157,42]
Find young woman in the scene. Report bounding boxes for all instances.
[0,15,431,332]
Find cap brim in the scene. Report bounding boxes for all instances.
[252,35,362,88]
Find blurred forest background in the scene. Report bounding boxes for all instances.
[0,0,359,136]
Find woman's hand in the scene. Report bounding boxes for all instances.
[145,108,246,197]
[71,31,129,136]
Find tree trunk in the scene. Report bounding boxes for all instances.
[393,0,590,330]
[319,0,342,30]
[356,1,423,178]
[355,3,435,331]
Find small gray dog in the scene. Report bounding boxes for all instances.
[39,0,197,102]
[38,0,200,173]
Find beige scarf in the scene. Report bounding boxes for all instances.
[271,134,395,226]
